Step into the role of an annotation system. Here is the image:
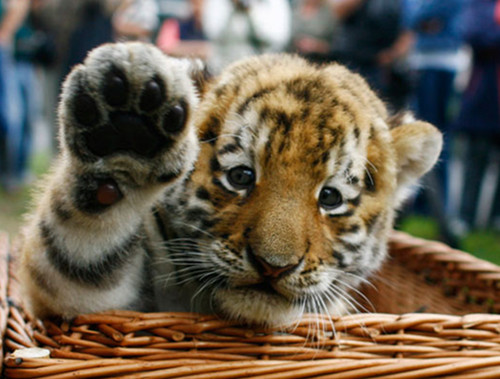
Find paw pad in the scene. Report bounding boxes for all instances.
[62,43,197,163]
[163,101,186,134]
[73,93,100,127]
[103,68,128,107]
[140,76,165,112]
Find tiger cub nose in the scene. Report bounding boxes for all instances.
[247,246,299,279]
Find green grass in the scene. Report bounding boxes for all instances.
[0,186,32,236]
[30,150,52,177]
[462,230,500,265]
[398,215,500,265]
[0,150,52,236]
[397,215,440,242]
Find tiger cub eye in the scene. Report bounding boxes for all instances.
[96,180,123,205]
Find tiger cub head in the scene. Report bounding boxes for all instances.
[174,54,442,326]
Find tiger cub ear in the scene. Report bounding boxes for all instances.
[183,58,212,96]
[389,113,443,204]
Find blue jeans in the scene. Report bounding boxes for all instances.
[12,60,37,183]
[0,46,22,190]
[412,68,456,213]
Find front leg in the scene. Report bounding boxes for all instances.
[19,42,200,319]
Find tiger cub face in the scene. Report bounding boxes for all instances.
[170,55,442,326]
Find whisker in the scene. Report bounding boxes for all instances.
[200,132,242,144]
[172,221,217,239]
[315,292,336,338]
[191,274,221,304]
[325,286,373,337]
[330,278,375,313]
[326,284,372,325]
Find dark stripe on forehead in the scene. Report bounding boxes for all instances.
[40,221,142,288]
[316,108,332,130]
[285,77,328,103]
[259,107,297,163]
[278,138,290,155]
[237,87,276,115]
[214,79,241,98]
[276,111,293,134]
[311,151,330,167]
[301,106,311,121]
[317,122,343,153]
[200,115,221,144]
[329,96,357,126]
[264,127,277,165]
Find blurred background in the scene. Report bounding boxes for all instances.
[0,0,498,262]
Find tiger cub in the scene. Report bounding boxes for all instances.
[19,42,442,326]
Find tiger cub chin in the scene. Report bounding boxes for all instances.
[19,42,442,326]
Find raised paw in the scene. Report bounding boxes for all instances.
[59,42,200,177]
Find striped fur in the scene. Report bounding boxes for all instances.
[19,43,201,319]
[20,45,442,326]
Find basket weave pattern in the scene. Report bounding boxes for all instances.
[2,231,500,378]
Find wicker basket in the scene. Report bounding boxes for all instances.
[2,230,500,378]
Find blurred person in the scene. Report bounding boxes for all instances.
[202,0,291,73]
[32,0,117,81]
[454,0,500,230]
[10,4,47,189]
[156,0,210,59]
[0,0,29,192]
[112,0,159,42]
[404,0,464,203]
[399,0,465,245]
[31,0,117,69]
[31,0,117,153]
[330,0,413,112]
[64,1,114,77]
[289,0,338,64]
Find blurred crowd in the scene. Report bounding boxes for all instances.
[0,0,500,242]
